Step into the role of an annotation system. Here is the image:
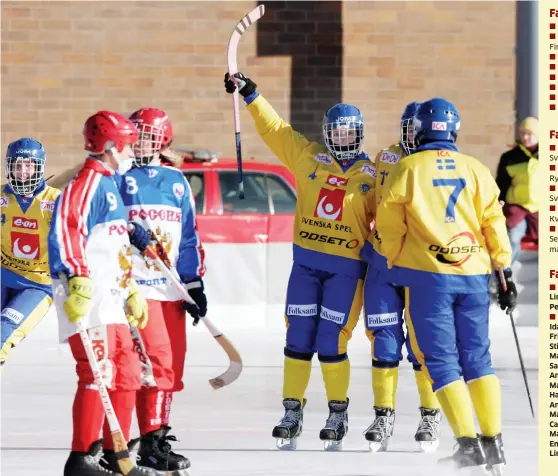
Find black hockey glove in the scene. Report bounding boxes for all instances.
[495,268,518,314]
[128,222,151,253]
[224,72,257,97]
[181,277,207,325]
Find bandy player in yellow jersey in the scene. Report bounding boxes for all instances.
[360,102,441,453]
[376,98,516,475]
[225,72,375,451]
[1,138,60,367]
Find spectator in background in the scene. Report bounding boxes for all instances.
[495,116,539,266]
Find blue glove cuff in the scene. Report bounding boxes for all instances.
[244,91,259,104]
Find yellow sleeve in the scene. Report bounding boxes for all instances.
[46,185,61,200]
[375,162,411,267]
[479,171,512,270]
[368,151,381,219]
[246,94,311,172]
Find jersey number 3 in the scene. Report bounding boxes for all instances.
[432,178,466,223]
[125,176,139,195]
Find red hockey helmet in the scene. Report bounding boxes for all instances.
[83,110,139,154]
[129,108,174,166]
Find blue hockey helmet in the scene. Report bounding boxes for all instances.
[322,103,364,162]
[413,98,460,146]
[5,138,46,195]
[400,101,421,155]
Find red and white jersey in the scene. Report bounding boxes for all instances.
[48,159,133,342]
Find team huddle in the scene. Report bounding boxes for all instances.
[1,72,516,476]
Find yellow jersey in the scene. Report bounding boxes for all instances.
[247,94,376,278]
[505,145,540,213]
[1,182,60,294]
[375,145,512,292]
[360,143,404,272]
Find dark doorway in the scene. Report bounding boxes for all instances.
[256,1,343,143]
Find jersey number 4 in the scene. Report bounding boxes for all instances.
[432,178,466,223]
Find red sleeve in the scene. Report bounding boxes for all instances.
[55,168,100,277]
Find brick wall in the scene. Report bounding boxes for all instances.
[2,1,516,180]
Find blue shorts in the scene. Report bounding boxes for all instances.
[363,268,419,369]
[405,287,493,391]
[1,285,52,365]
[284,263,363,363]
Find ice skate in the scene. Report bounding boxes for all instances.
[363,406,395,452]
[481,434,506,476]
[100,448,160,475]
[438,436,487,475]
[272,398,306,450]
[136,426,190,476]
[63,440,118,476]
[414,407,441,453]
[319,399,349,451]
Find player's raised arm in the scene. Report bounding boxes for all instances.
[224,72,311,171]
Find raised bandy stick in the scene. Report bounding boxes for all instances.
[226,5,265,199]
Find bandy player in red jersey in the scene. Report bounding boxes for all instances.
[119,107,207,475]
[48,111,154,476]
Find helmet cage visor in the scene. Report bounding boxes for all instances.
[133,123,164,167]
[400,118,416,155]
[5,156,45,195]
[323,121,363,161]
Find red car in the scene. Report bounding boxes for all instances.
[177,146,296,245]
[176,147,296,328]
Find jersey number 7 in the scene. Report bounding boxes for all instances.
[432,178,466,223]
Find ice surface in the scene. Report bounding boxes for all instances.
[1,252,539,476]
[0,328,539,476]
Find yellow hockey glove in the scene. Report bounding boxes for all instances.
[64,276,93,324]
[125,279,148,330]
